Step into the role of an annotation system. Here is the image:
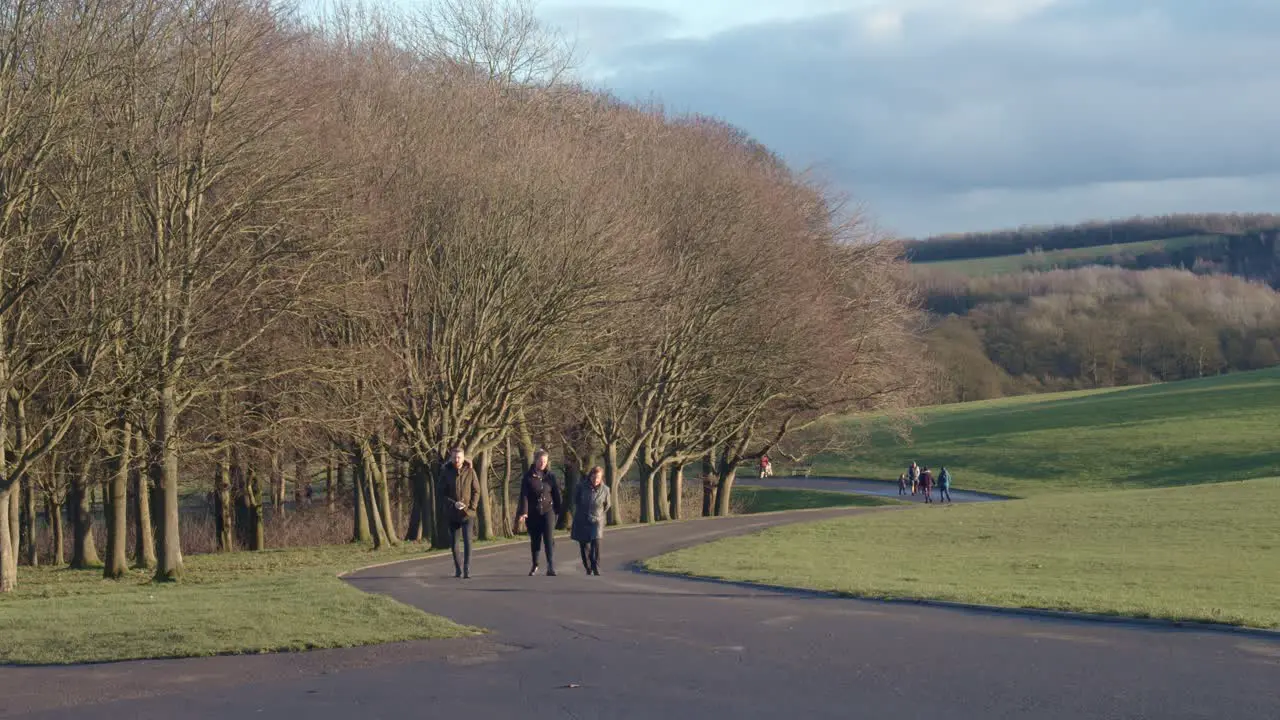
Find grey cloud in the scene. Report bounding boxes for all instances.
[554,0,1280,234]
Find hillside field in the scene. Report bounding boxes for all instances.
[812,367,1280,497]
[916,234,1223,277]
[648,478,1280,628]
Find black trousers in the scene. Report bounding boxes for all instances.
[578,539,600,572]
[528,513,555,569]
[450,519,472,574]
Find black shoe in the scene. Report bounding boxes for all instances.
[455,569,462,578]
[463,570,471,579]
[547,568,557,577]
[529,565,538,576]
[591,568,600,576]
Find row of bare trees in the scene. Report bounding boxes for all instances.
[0,0,922,593]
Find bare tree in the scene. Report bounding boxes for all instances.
[399,0,576,86]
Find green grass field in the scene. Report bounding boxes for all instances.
[0,544,477,665]
[814,367,1280,497]
[733,487,902,513]
[648,478,1280,628]
[919,234,1223,276]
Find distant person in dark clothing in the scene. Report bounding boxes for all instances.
[897,473,908,496]
[938,467,953,503]
[517,448,563,576]
[440,447,481,579]
[571,466,611,575]
[920,467,934,504]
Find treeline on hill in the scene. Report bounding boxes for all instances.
[0,0,923,591]
[905,213,1280,265]
[920,267,1280,403]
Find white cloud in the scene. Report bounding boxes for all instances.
[540,0,1280,235]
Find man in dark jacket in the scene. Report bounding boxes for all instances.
[440,447,481,579]
[516,448,563,576]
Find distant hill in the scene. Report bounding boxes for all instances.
[905,213,1280,286]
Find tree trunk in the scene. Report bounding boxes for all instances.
[295,457,310,508]
[47,494,65,566]
[0,487,14,592]
[405,456,427,542]
[244,465,265,552]
[350,455,369,543]
[214,449,233,552]
[104,420,132,578]
[269,452,285,519]
[132,458,156,569]
[476,449,493,541]
[669,463,684,521]
[70,453,101,569]
[325,458,336,514]
[714,464,738,517]
[655,462,671,522]
[500,435,513,536]
[154,383,183,582]
[428,459,448,550]
[561,454,580,534]
[603,441,622,526]
[701,451,715,517]
[375,444,397,541]
[639,462,657,524]
[358,444,390,550]
[7,485,18,567]
[20,477,37,567]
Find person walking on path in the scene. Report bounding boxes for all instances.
[919,466,934,504]
[517,448,563,576]
[440,447,481,579]
[908,462,920,496]
[938,466,953,503]
[571,466,611,575]
[759,455,773,479]
[897,472,908,496]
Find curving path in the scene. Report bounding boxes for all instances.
[740,475,1009,503]
[3,479,1277,719]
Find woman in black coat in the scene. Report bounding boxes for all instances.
[571,466,611,575]
[516,449,563,576]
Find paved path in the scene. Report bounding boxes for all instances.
[740,475,1008,503]
[3,481,1277,719]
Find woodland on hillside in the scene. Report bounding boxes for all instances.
[906,213,1280,263]
[0,0,924,592]
[919,267,1280,403]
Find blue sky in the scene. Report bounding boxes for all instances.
[537,0,1280,237]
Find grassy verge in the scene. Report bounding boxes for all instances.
[814,367,1280,496]
[0,543,477,665]
[733,486,902,513]
[647,478,1280,629]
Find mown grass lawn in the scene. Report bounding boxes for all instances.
[0,543,476,665]
[814,367,1280,497]
[733,487,903,513]
[647,478,1280,629]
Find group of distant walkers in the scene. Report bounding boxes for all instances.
[437,447,610,579]
[899,461,953,503]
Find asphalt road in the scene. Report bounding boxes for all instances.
[740,475,1008,503]
[4,479,1277,719]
